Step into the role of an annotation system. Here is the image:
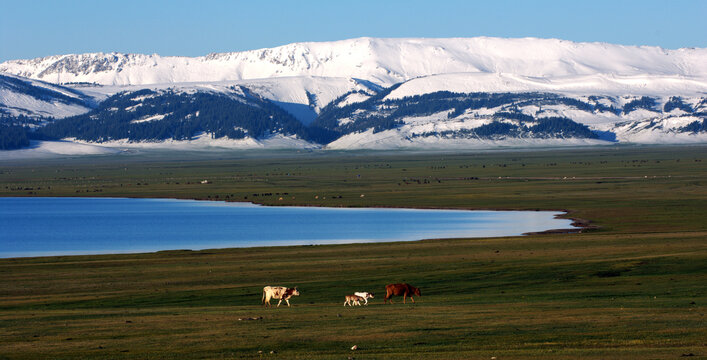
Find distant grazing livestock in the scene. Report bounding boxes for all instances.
[354,292,374,305]
[262,286,300,307]
[344,294,365,306]
[384,283,421,304]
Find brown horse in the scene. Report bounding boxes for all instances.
[384,283,421,304]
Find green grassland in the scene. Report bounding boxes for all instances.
[1,145,706,359]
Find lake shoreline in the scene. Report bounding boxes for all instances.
[1,196,582,260]
[5,193,592,231]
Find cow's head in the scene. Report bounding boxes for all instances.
[413,287,421,297]
[290,287,300,296]
[368,292,374,298]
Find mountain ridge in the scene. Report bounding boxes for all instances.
[2,37,706,87]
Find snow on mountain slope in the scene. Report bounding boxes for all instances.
[387,73,707,99]
[67,76,377,124]
[73,133,318,151]
[71,76,373,105]
[612,116,707,144]
[316,89,706,149]
[0,73,94,121]
[0,140,120,160]
[2,37,706,88]
[326,128,609,150]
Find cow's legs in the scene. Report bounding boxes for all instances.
[285,299,291,307]
[403,293,407,304]
[277,299,283,307]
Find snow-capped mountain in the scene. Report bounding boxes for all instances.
[1,37,706,152]
[2,37,706,87]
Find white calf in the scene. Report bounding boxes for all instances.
[354,292,374,305]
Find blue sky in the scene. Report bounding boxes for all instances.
[1,0,706,62]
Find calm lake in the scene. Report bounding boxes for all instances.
[0,197,576,258]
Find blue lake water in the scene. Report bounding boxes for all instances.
[0,197,576,258]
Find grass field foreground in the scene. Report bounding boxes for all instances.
[1,145,706,359]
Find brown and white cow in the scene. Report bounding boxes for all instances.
[262,286,300,307]
[384,283,421,304]
[344,294,365,307]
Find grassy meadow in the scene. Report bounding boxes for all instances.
[0,145,706,359]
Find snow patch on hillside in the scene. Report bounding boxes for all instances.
[74,133,319,150]
[326,128,611,150]
[0,88,89,119]
[130,113,169,124]
[0,73,93,119]
[613,116,707,143]
[336,92,372,107]
[387,73,707,99]
[0,140,119,160]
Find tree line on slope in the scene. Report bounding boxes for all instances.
[0,124,30,150]
[3,84,707,150]
[314,91,621,138]
[415,117,598,139]
[35,89,338,144]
